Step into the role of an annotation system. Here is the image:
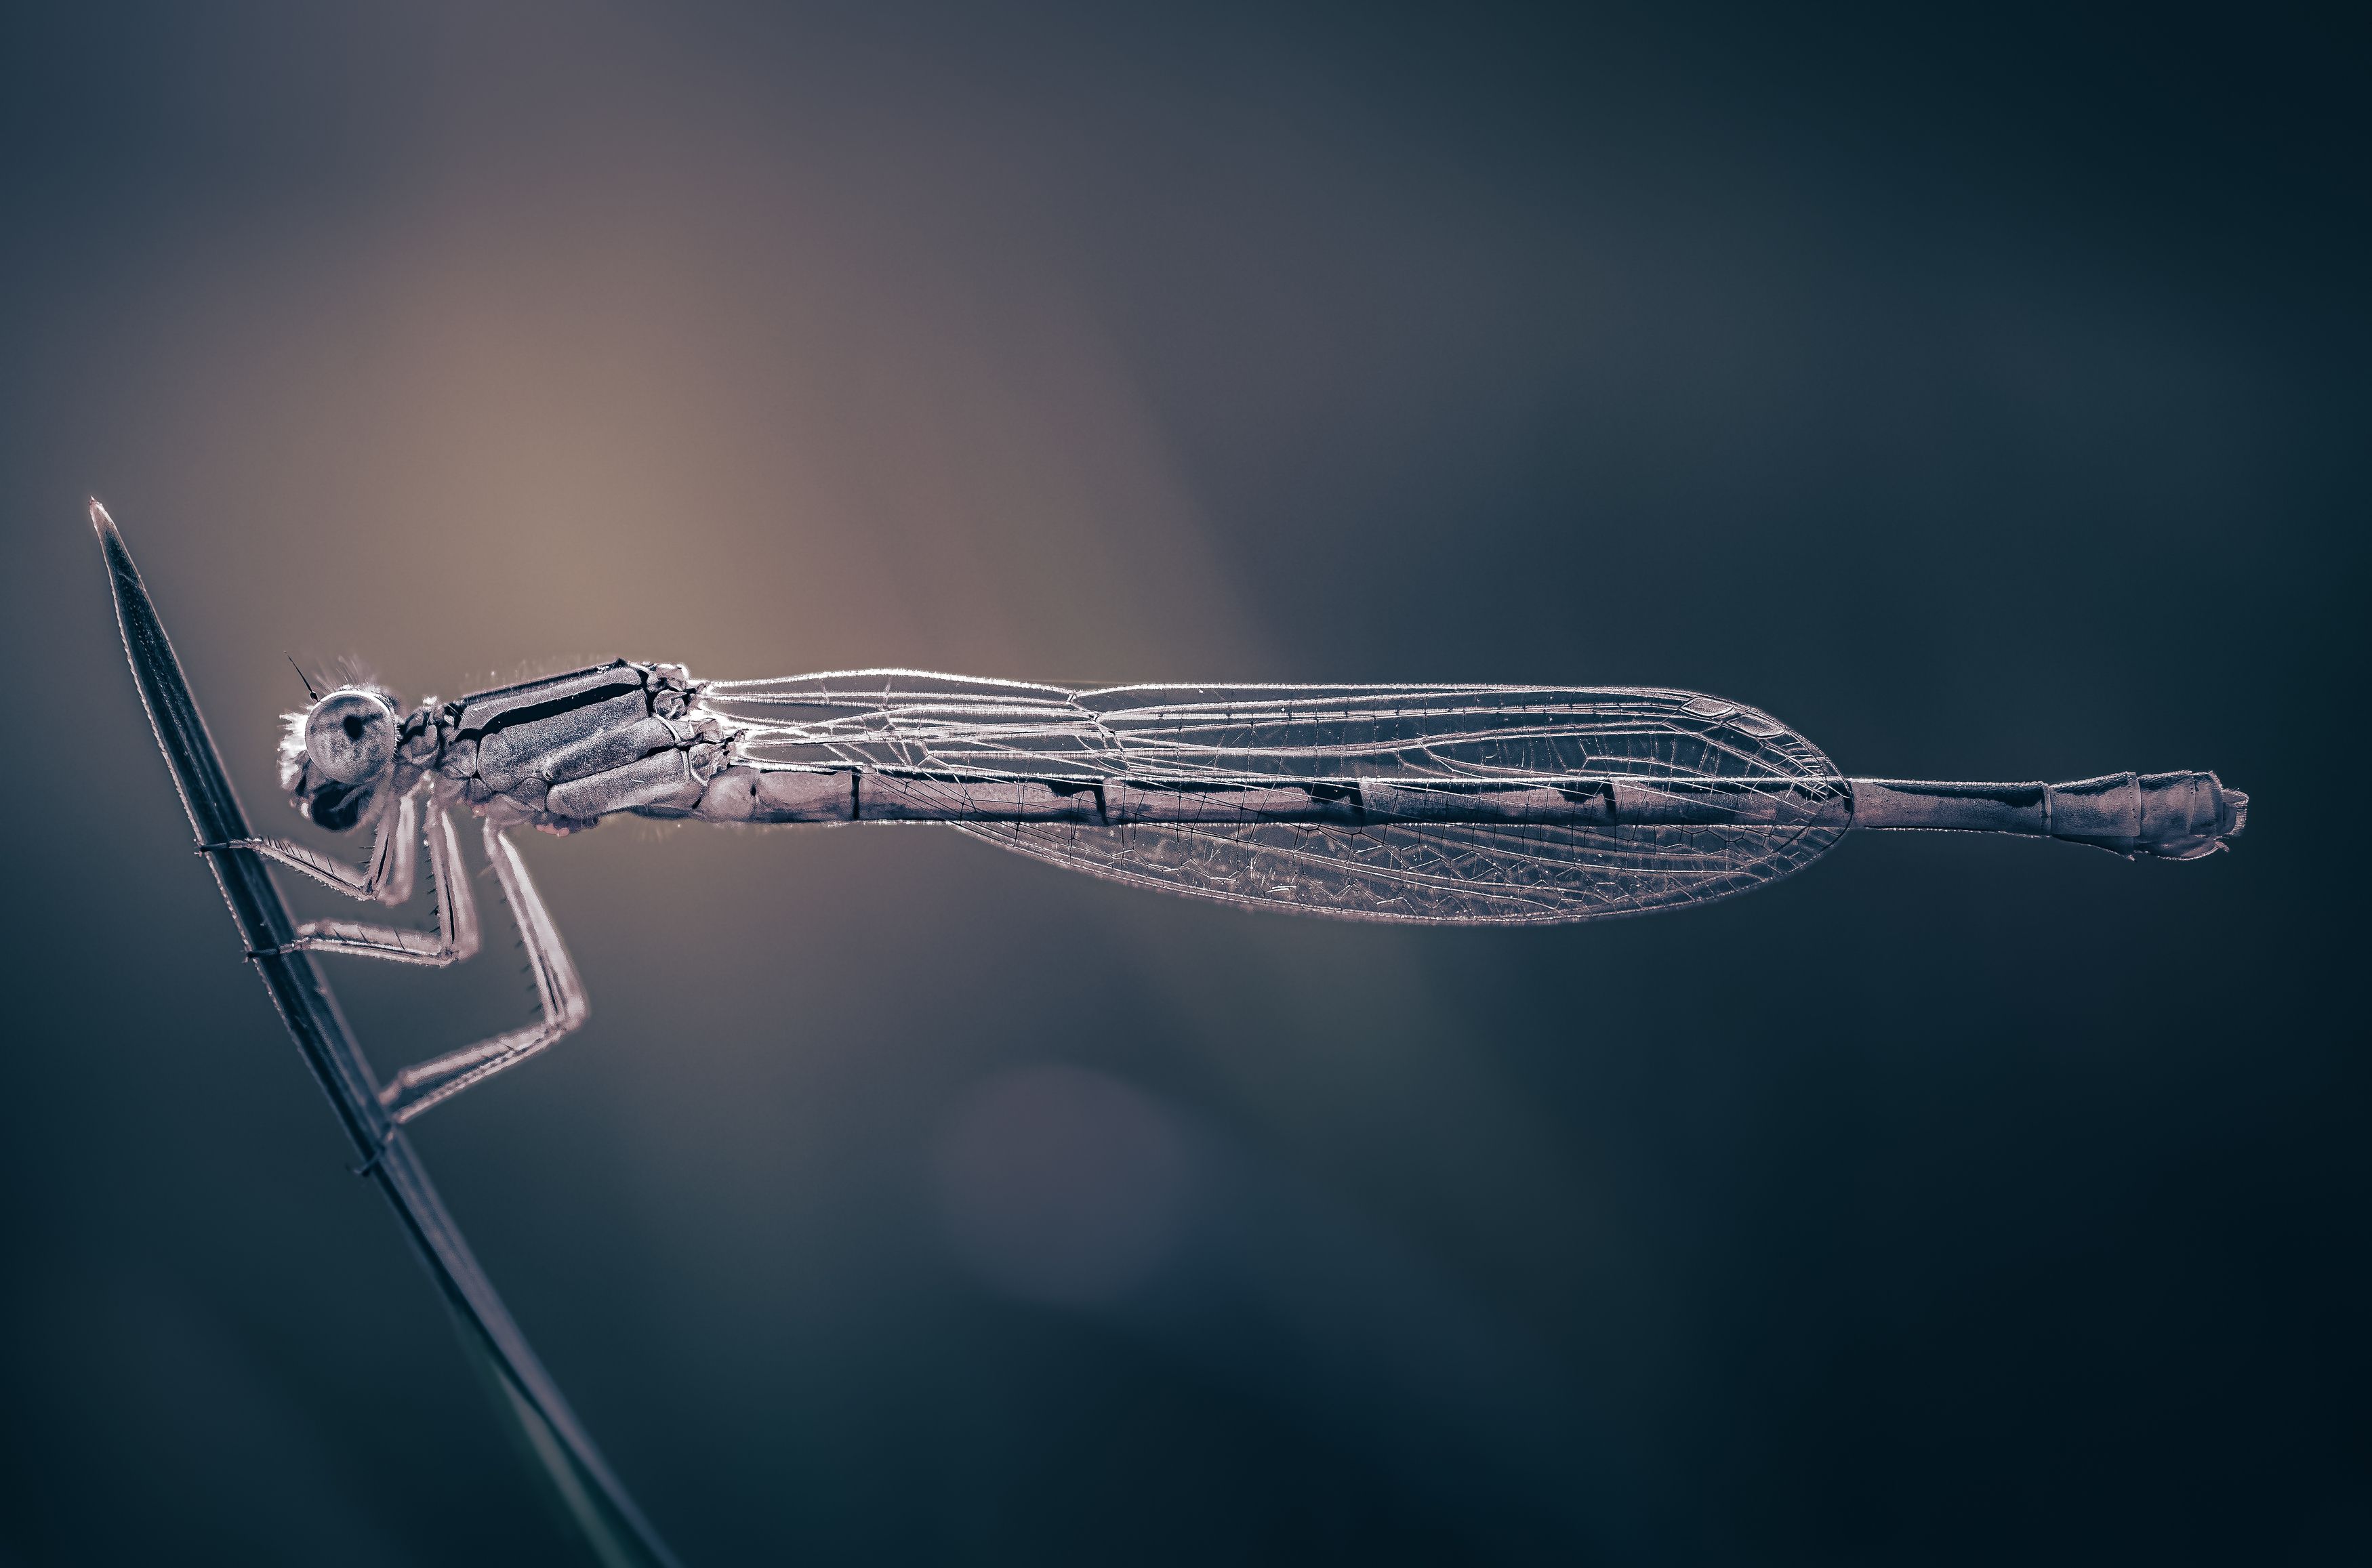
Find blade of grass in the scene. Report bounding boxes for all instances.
[93,501,682,1568]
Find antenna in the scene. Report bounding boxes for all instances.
[287,654,321,703]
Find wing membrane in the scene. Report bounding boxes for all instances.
[948,814,1839,924]
[701,673,1848,924]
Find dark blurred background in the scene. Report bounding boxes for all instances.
[1,3,2363,1563]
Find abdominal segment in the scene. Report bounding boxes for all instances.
[673,766,1837,831]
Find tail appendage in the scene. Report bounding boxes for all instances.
[1847,771,2247,860]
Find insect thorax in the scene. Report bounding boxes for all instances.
[426,660,737,832]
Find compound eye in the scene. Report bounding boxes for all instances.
[304,690,398,785]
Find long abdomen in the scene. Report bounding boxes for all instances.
[677,766,1845,832]
[676,762,2243,863]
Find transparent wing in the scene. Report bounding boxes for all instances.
[948,815,1839,924]
[702,669,1126,778]
[700,672,1849,924]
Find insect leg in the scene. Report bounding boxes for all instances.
[205,786,421,906]
[260,802,480,966]
[377,820,588,1125]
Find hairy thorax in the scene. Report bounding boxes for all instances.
[420,661,736,833]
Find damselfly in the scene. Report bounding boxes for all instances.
[217,658,2245,1125]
